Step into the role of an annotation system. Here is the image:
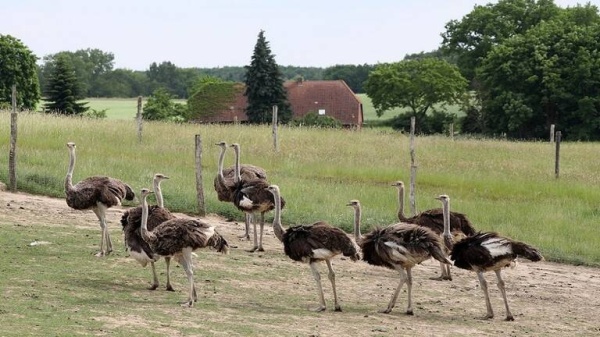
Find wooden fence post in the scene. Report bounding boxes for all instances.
[194,135,206,216]
[272,105,279,152]
[9,85,18,192]
[555,131,561,179]
[409,116,418,216]
[136,96,143,142]
[449,123,454,140]
[550,124,555,143]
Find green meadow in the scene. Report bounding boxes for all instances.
[1,110,599,266]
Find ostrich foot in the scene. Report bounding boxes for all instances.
[257,247,265,252]
[505,315,515,321]
[246,246,259,253]
[405,309,414,316]
[334,305,342,312]
[148,284,159,291]
[180,300,194,307]
[94,251,106,257]
[238,233,250,240]
[166,284,175,292]
[429,275,452,281]
[378,308,393,314]
[478,314,494,320]
[311,306,326,312]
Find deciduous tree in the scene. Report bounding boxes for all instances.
[364,58,467,132]
[0,34,40,110]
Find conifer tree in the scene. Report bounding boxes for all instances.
[244,30,291,123]
[44,55,88,115]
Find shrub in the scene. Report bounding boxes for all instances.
[291,111,342,128]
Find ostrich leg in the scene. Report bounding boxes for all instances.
[309,262,327,312]
[477,272,494,319]
[495,270,514,321]
[326,260,342,312]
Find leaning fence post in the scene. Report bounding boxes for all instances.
[9,85,18,192]
[272,105,279,152]
[409,116,418,216]
[194,135,206,216]
[555,131,561,179]
[136,96,143,142]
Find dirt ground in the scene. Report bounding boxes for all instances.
[1,188,599,336]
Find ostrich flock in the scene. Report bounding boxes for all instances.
[64,141,543,320]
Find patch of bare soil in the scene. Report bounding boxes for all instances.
[1,190,599,336]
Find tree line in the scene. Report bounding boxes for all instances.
[2,0,599,140]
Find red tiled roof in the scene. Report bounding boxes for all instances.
[195,80,363,127]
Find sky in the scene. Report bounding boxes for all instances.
[1,0,594,70]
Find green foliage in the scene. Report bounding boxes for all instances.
[322,64,374,93]
[291,111,342,128]
[364,58,467,133]
[0,34,40,109]
[186,76,241,121]
[389,110,457,135]
[38,48,115,97]
[143,88,187,121]
[441,0,561,81]
[477,14,600,139]
[83,108,107,119]
[244,30,292,124]
[44,55,89,115]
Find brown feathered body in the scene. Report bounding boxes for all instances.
[234,179,285,214]
[359,222,452,314]
[361,223,450,270]
[214,164,267,202]
[267,184,357,311]
[142,217,229,257]
[450,231,543,321]
[451,232,543,272]
[404,209,476,242]
[121,205,176,265]
[282,221,360,263]
[66,176,134,210]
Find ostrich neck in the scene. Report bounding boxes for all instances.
[233,146,242,183]
[65,147,75,192]
[154,179,164,208]
[140,194,155,243]
[217,146,226,181]
[271,191,285,242]
[442,200,452,239]
[353,206,362,242]
[397,185,408,221]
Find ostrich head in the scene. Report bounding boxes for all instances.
[391,181,404,188]
[435,194,450,203]
[230,143,240,150]
[266,184,280,195]
[140,188,154,198]
[346,199,361,208]
[215,141,227,148]
[154,173,169,181]
[67,142,76,149]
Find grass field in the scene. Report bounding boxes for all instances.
[82,95,462,126]
[1,111,599,267]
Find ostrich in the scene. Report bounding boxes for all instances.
[437,194,544,321]
[121,173,177,291]
[267,184,359,312]
[392,180,476,280]
[347,199,451,315]
[138,188,229,307]
[232,144,284,252]
[213,141,266,240]
[64,142,135,257]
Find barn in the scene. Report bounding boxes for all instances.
[194,79,363,128]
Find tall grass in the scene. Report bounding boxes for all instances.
[1,111,599,266]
